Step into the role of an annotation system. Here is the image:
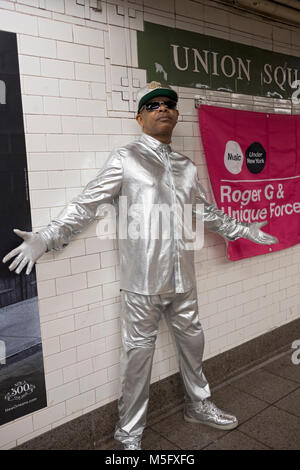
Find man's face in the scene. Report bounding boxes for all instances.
[136,96,179,141]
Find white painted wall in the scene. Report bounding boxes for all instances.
[0,0,299,449]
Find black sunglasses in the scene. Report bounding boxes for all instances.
[142,100,177,112]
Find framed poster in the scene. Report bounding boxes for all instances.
[0,30,47,426]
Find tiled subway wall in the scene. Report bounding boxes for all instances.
[0,0,300,449]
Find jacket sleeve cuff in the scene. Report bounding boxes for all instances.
[38,227,53,252]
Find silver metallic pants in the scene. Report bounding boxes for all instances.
[114,288,211,445]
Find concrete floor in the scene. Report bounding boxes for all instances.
[98,349,300,450]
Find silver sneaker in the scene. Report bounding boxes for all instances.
[123,440,142,450]
[184,399,238,430]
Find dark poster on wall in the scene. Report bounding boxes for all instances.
[0,30,47,426]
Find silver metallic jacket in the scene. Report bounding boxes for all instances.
[39,133,249,295]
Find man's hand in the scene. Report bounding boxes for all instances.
[2,229,47,275]
[244,221,278,245]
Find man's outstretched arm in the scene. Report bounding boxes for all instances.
[193,178,278,245]
[3,151,123,275]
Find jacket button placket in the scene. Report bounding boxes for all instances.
[164,148,183,293]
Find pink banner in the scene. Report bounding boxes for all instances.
[198,105,300,261]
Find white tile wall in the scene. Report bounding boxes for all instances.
[0,0,299,450]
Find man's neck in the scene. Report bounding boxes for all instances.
[144,131,171,144]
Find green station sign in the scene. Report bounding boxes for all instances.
[137,22,300,101]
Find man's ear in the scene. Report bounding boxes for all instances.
[136,113,143,128]
[174,109,179,124]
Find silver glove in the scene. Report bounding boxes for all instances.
[241,221,278,245]
[2,229,47,275]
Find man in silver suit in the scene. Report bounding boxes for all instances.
[3,82,278,450]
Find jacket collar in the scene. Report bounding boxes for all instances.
[140,133,172,154]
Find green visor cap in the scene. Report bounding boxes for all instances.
[137,82,178,113]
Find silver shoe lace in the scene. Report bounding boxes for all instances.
[123,441,141,450]
[196,399,229,418]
